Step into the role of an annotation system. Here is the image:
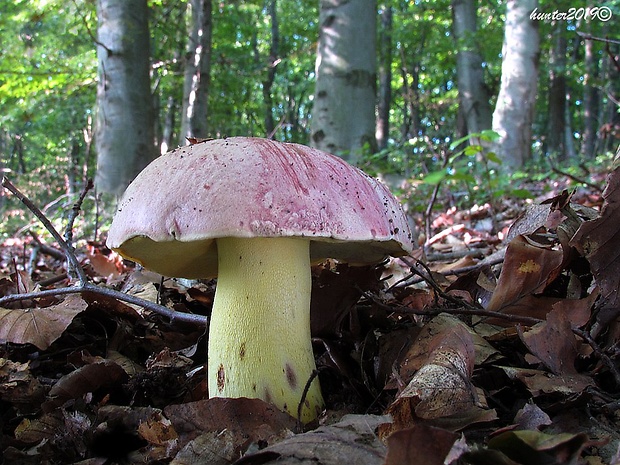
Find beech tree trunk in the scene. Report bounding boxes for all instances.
[95,0,155,195]
[376,4,393,151]
[261,0,279,138]
[452,0,492,139]
[311,0,377,162]
[492,0,540,170]
[546,22,567,160]
[179,0,213,144]
[581,33,599,159]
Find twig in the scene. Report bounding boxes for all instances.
[64,179,94,280]
[0,284,207,326]
[573,326,620,387]
[64,179,94,249]
[296,368,321,432]
[550,165,603,193]
[2,176,89,286]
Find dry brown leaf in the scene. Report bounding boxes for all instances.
[571,164,620,331]
[0,294,88,350]
[43,358,128,412]
[382,323,496,435]
[234,414,388,465]
[0,358,45,409]
[164,397,297,463]
[499,366,592,397]
[486,235,564,313]
[519,307,580,376]
[383,423,459,465]
[398,314,498,381]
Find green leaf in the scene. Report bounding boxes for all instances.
[480,129,501,142]
[486,151,502,164]
[423,170,448,184]
[464,145,483,156]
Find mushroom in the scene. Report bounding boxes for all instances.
[106,137,413,423]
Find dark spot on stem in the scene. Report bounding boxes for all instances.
[217,364,225,392]
[285,363,297,389]
[239,343,246,360]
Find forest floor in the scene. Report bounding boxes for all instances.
[0,161,619,465]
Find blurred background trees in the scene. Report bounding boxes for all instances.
[0,0,618,228]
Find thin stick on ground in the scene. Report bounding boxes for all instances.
[2,176,89,286]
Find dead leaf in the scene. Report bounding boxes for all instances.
[483,429,593,465]
[43,358,128,412]
[234,414,388,465]
[85,244,124,279]
[164,397,297,463]
[382,323,496,434]
[397,314,498,381]
[499,366,592,396]
[570,164,620,332]
[487,235,564,314]
[0,358,45,409]
[0,294,88,350]
[519,308,580,376]
[383,423,459,465]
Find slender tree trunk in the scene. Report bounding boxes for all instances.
[491,0,540,170]
[582,34,599,159]
[179,0,213,144]
[546,22,567,160]
[376,4,392,151]
[95,0,155,195]
[451,0,492,139]
[263,0,279,138]
[311,0,377,162]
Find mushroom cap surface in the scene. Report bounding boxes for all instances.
[107,137,413,278]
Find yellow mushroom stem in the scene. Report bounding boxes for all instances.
[207,236,325,423]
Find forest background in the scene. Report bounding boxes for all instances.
[0,0,619,237]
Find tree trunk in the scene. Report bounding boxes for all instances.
[451,0,492,139]
[262,0,279,138]
[546,22,567,160]
[581,34,599,159]
[179,0,213,144]
[376,4,392,151]
[491,0,540,170]
[311,0,377,162]
[95,0,155,195]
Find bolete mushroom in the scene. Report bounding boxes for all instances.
[106,137,413,423]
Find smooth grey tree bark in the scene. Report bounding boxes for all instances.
[492,0,540,170]
[376,4,393,151]
[95,0,155,195]
[311,0,377,163]
[179,0,213,144]
[451,0,492,139]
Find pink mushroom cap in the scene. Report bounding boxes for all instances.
[106,137,413,278]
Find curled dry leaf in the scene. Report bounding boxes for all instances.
[234,414,388,465]
[0,294,88,350]
[397,314,498,383]
[486,235,564,316]
[381,323,496,435]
